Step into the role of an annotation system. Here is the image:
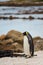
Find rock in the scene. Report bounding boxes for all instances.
[0,30,23,52]
[29,16,34,20]
[33,37,42,40]
[11,42,23,52]
[9,16,19,19]
[22,17,27,19]
[0,16,19,19]
[9,16,14,20]
[0,34,6,40]
[33,37,43,51]
[0,30,43,52]
[0,38,14,50]
[5,30,23,44]
[38,17,43,20]
[0,50,13,57]
[0,39,13,45]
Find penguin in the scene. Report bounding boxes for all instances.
[23,31,34,58]
[23,32,31,58]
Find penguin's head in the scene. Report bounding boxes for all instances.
[23,32,26,35]
[23,31,29,36]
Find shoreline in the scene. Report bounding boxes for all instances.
[0,2,43,6]
[0,16,43,20]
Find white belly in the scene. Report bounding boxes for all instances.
[23,36,30,56]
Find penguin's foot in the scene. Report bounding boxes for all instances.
[23,54,27,57]
[27,56,31,58]
[26,55,31,58]
[23,54,31,58]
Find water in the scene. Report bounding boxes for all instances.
[0,6,43,37]
[0,0,9,2]
[0,6,43,17]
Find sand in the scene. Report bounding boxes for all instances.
[0,51,43,65]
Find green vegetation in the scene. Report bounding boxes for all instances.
[10,0,43,2]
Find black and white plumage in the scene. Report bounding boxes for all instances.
[23,32,34,57]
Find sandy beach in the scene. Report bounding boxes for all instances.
[0,51,43,65]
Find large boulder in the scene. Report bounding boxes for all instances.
[0,34,6,40]
[0,30,23,52]
[33,37,43,51]
[5,30,23,44]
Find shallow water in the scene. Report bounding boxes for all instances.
[0,19,43,37]
[0,0,9,2]
[0,6,43,37]
[0,6,43,15]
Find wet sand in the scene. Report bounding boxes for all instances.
[0,51,43,65]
